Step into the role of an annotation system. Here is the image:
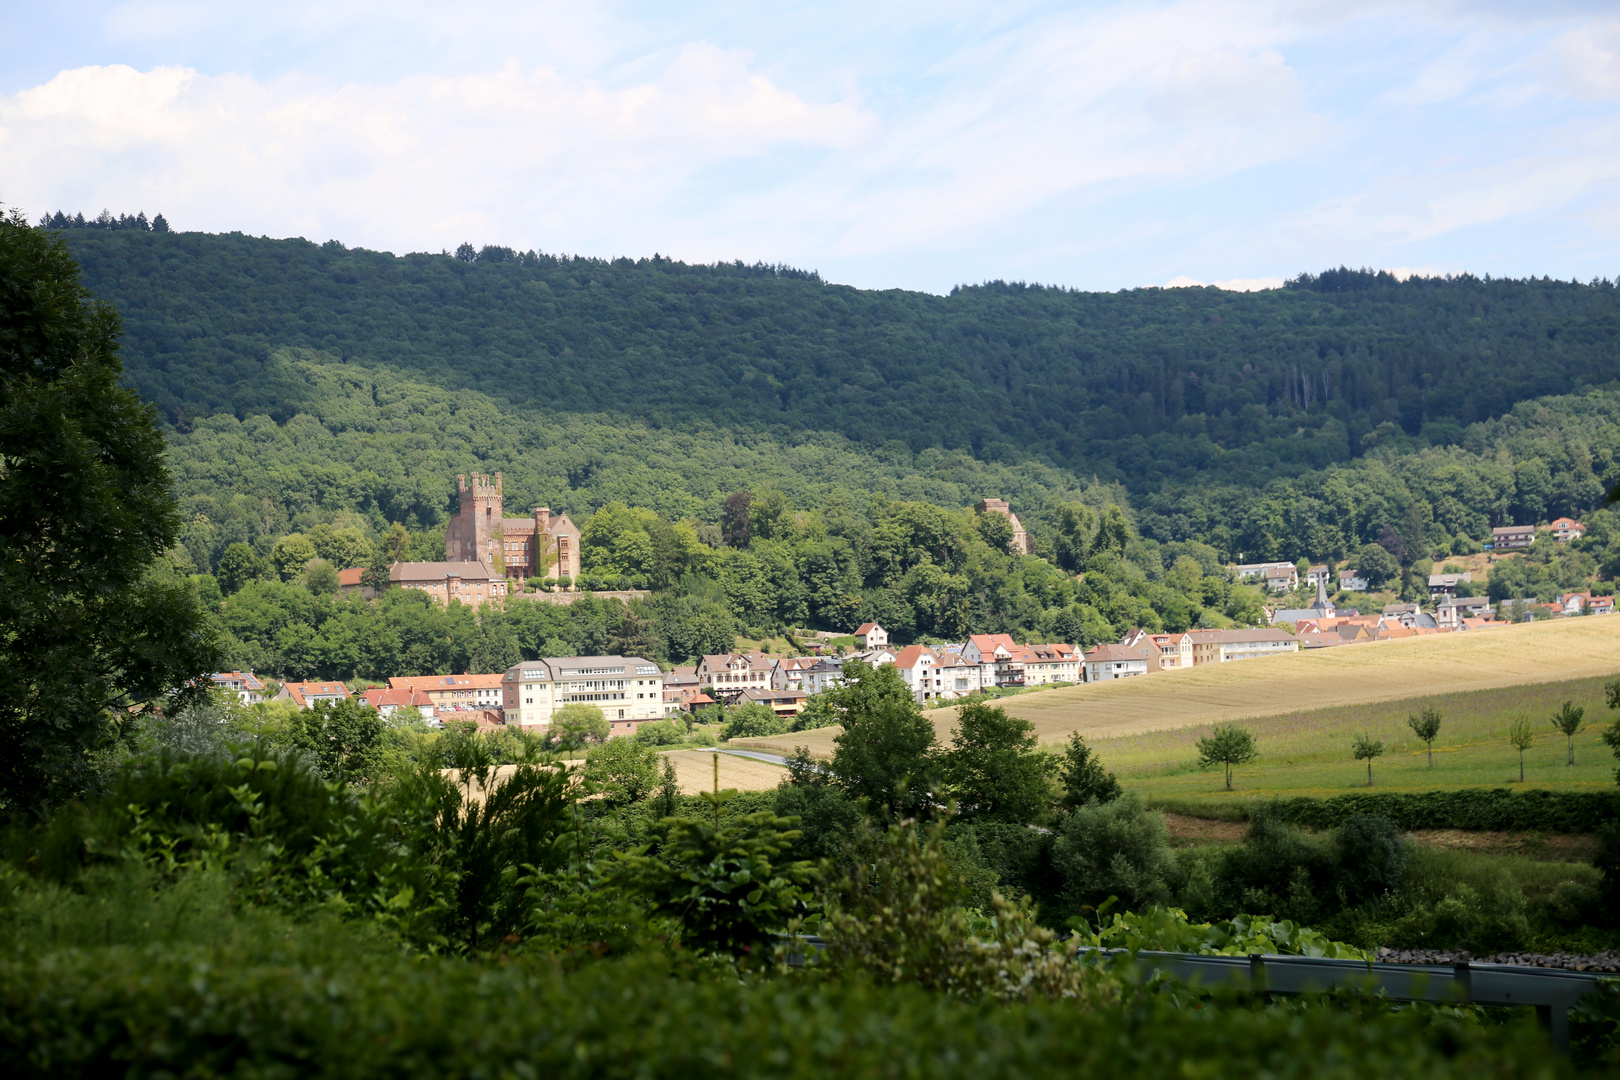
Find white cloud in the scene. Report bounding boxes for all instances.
[1552,20,1620,100]
[0,51,880,251]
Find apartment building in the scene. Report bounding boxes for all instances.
[502,656,665,736]
[1186,628,1300,664]
[1020,643,1079,685]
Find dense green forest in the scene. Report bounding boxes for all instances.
[41,217,1603,677]
[60,227,1620,497]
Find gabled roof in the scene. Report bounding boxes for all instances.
[337,567,364,587]
[967,633,1018,657]
[210,671,265,690]
[1083,644,1148,663]
[280,681,352,706]
[389,673,506,692]
[361,686,434,710]
[391,561,499,582]
[892,645,935,669]
[854,622,881,635]
[1187,628,1299,643]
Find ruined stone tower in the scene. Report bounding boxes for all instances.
[446,472,504,570]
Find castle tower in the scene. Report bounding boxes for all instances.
[446,472,504,568]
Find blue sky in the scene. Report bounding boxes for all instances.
[2,1,1619,293]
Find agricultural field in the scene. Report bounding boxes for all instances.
[662,748,787,794]
[739,617,1620,763]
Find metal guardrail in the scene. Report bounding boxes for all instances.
[1083,949,1612,1053]
[784,938,1612,1052]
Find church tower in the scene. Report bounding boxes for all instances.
[445,472,504,570]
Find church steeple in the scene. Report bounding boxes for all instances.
[1314,574,1334,616]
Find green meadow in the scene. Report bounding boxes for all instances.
[1103,675,1620,807]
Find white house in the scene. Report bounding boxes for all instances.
[211,671,266,705]
[1082,644,1151,683]
[853,622,889,649]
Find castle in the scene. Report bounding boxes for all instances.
[444,472,581,583]
[976,498,1031,555]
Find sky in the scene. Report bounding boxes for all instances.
[2,1,1619,294]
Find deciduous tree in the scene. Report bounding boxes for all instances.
[0,208,220,811]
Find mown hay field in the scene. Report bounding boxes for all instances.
[662,749,786,794]
[737,619,1620,793]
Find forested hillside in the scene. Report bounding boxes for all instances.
[42,220,1620,678]
[62,228,1620,492]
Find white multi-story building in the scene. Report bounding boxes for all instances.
[502,656,665,737]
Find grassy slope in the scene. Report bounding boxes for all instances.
[739,619,1620,779]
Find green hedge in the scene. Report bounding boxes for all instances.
[0,941,1570,1078]
[1259,789,1620,834]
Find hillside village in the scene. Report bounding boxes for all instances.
[217,501,1611,738]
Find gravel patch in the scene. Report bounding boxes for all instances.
[1375,947,1620,973]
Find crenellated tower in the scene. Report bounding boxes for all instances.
[446,471,504,571]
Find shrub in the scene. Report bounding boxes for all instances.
[634,720,686,747]
[1217,814,1336,924]
[1257,790,1620,834]
[821,815,1100,1003]
[1051,794,1172,915]
[584,739,662,806]
[610,790,817,958]
[720,702,787,740]
[1335,815,1407,905]
[0,931,1564,1079]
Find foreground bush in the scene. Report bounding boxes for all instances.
[0,933,1571,1079]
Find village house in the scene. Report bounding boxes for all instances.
[798,658,849,695]
[1550,517,1586,543]
[1186,628,1300,665]
[936,651,990,697]
[695,653,775,703]
[360,686,437,723]
[735,687,811,719]
[210,671,266,705]
[387,673,505,714]
[274,681,352,708]
[769,656,815,691]
[852,622,889,649]
[1120,629,1191,670]
[1232,561,1299,592]
[1383,603,1439,630]
[893,645,946,704]
[502,656,665,736]
[1428,572,1472,598]
[661,666,709,716]
[1491,524,1536,550]
[1081,643,1151,682]
[963,634,1026,687]
[1305,564,1332,588]
[1338,571,1369,592]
